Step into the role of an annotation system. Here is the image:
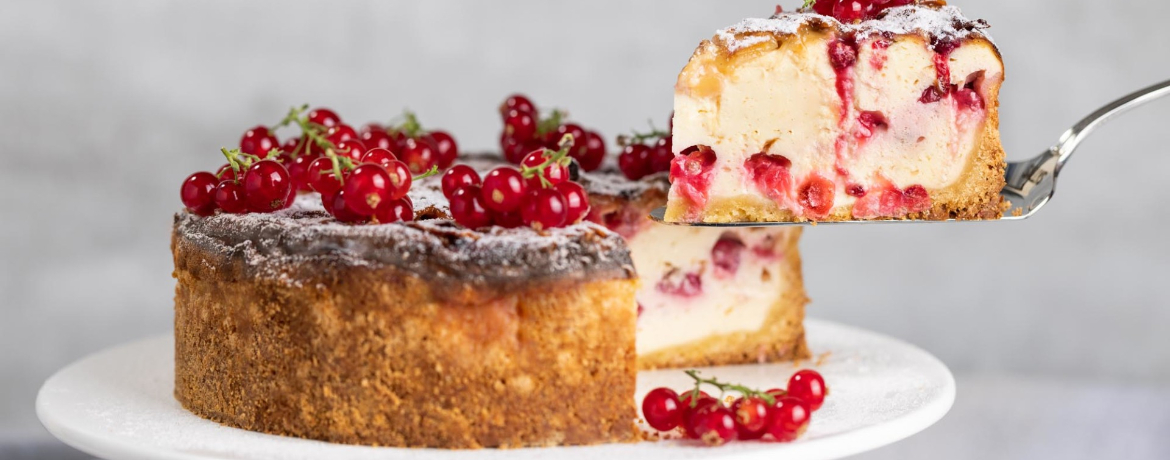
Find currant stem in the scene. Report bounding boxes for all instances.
[535,109,566,136]
[684,369,777,406]
[413,165,441,180]
[396,110,424,138]
[518,134,575,188]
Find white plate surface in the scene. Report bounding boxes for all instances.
[37,319,953,460]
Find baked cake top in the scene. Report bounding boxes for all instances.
[173,192,635,293]
[714,5,993,54]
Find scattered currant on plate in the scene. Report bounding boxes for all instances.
[641,369,828,446]
[443,134,592,231]
[617,115,675,180]
[178,105,447,224]
[497,93,607,171]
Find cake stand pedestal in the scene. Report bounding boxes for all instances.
[37,319,953,460]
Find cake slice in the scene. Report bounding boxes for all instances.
[665,3,1007,223]
[580,170,809,369]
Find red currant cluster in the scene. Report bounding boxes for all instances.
[179,105,450,224]
[441,135,591,231]
[617,115,675,180]
[498,94,607,171]
[641,369,827,446]
[803,0,916,22]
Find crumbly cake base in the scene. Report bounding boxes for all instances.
[173,220,639,448]
[637,228,810,369]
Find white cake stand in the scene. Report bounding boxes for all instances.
[37,319,953,460]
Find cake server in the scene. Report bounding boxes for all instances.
[650,78,1170,227]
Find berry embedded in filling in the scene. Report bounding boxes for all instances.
[668,146,717,215]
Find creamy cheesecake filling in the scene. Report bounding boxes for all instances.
[631,226,793,355]
[669,6,1003,221]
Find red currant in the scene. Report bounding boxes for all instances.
[281,137,306,158]
[441,164,481,199]
[481,167,527,213]
[243,160,292,212]
[361,148,398,168]
[649,136,674,173]
[546,123,586,149]
[554,181,590,225]
[578,130,607,172]
[325,124,358,145]
[361,128,396,152]
[766,397,811,442]
[216,164,237,182]
[765,388,788,399]
[286,155,315,192]
[500,94,537,118]
[833,0,866,23]
[326,190,369,224]
[520,187,567,230]
[642,388,684,432]
[618,144,652,180]
[308,107,341,128]
[240,126,279,158]
[333,138,367,161]
[374,198,414,224]
[787,369,828,411]
[384,160,413,201]
[520,150,569,189]
[679,390,718,438]
[180,172,218,216]
[504,110,537,141]
[401,137,437,174]
[689,404,737,446]
[731,396,771,440]
[343,164,392,216]
[426,131,458,169]
[307,157,343,196]
[280,182,297,210]
[214,180,248,214]
[449,185,492,229]
[811,0,835,15]
[501,134,542,165]
[360,122,385,135]
[797,174,836,218]
[492,210,524,228]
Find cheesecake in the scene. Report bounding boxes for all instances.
[665,3,1007,223]
[579,169,809,369]
[172,194,639,448]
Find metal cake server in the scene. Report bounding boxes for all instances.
[650,79,1170,227]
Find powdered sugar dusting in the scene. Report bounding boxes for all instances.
[173,192,635,291]
[716,5,992,53]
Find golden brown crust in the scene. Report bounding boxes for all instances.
[173,226,639,448]
[638,228,810,369]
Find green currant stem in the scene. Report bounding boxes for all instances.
[395,110,425,138]
[684,369,777,406]
[518,134,575,189]
[535,109,566,137]
[801,0,816,9]
[220,148,250,179]
[413,165,441,180]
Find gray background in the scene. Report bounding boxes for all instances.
[2,0,1168,459]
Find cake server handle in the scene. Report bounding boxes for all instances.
[1053,78,1170,170]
